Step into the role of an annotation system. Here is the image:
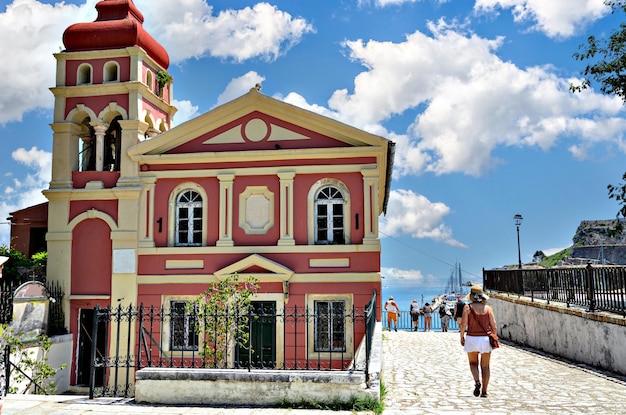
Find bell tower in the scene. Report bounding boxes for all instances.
[49,0,176,188]
[44,0,176,368]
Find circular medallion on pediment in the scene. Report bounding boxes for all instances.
[243,118,270,142]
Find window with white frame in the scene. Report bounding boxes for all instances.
[175,190,203,246]
[314,300,346,352]
[170,300,199,351]
[315,186,345,244]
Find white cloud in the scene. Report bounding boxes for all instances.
[380,189,466,247]
[0,147,51,245]
[0,1,313,125]
[0,0,97,125]
[474,0,610,38]
[139,1,314,63]
[12,146,52,185]
[280,92,343,121]
[171,99,199,125]
[216,72,266,106]
[328,20,626,177]
[381,266,443,289]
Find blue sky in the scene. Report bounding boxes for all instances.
[0,0,624,294]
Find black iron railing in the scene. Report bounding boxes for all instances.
[484,264,626,316]
[89,302,372,398]
[363,290,376,381]
[0,279,66,335]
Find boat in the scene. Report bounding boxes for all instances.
[435,261,468,310]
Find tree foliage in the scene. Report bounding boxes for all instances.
[571,1,626,102]
[186,273,259,368]
[572,1,626,230]
[0,245,31,282]
[608,173,626,233]
[0,325,66,394]
[0,245,48,283]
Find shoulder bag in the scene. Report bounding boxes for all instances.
[468,305,499,349]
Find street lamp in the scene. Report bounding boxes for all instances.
[513,214,523,269]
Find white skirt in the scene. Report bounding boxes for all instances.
[464,335,492,354]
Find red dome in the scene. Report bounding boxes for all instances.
[63,0,169,69]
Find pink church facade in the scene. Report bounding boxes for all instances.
[40,0,393,387]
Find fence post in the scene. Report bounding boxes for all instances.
[3,344,9,396]
[586,262,596,312]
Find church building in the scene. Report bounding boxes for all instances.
[16,0,394,387]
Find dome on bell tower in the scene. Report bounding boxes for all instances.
[62,0,169,69]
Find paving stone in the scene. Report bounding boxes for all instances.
[3,329,626,414]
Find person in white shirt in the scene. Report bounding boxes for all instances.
[384,296,400,332]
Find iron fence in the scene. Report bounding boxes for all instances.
[484,264,626,316]
[89,300,373,398]
[381,310,459,331]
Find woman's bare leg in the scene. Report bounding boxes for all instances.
[479,352,491,395]
[467,351,480,383]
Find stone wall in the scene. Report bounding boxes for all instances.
[490,293,626,376]
[570,245,626,265]
[135,322,383,406]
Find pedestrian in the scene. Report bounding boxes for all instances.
[439,302,451,332]
[459,285,498,398]
[421,302,433,331]
[454,294,465,328]
[409,299,420,331]
[384,295,400,332]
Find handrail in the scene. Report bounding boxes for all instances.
[483,264,626,317]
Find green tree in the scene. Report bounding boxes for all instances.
[571,1,626,101]
[571,1,626,231]
[0,245,30,282]
[186,273,258,368]
[0,325,66,394]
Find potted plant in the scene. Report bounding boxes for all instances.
[155,69,171,97]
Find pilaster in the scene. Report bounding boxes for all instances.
[277,171,295,246]
[217,173,235,247]
[49,123,81,189]
[117,119,148,186]
[362,169,380,245]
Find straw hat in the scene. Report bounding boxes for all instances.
[465,285,489,303]
[388,295,394,300]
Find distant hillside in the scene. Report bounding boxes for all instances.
[570,220,626,265]
[572,220,626,246]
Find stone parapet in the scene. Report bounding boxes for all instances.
[490,292,626,376]
[135,367,368,406]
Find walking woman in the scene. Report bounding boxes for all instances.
[459,285,498,398]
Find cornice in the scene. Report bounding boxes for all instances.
[138,244,380,256]
[43,186,142,201]
[131,145,383,164]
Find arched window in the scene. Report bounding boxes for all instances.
[104,116,122,172]
[146,70,153,90]
[77,64,92,85]
[175,190,203,246]
[314,186,346,245]
[103,61,119,82]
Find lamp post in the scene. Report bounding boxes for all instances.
[513,214,523,269]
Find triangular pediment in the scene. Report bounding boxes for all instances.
[215,254,293,282]
[129,87,390,158]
